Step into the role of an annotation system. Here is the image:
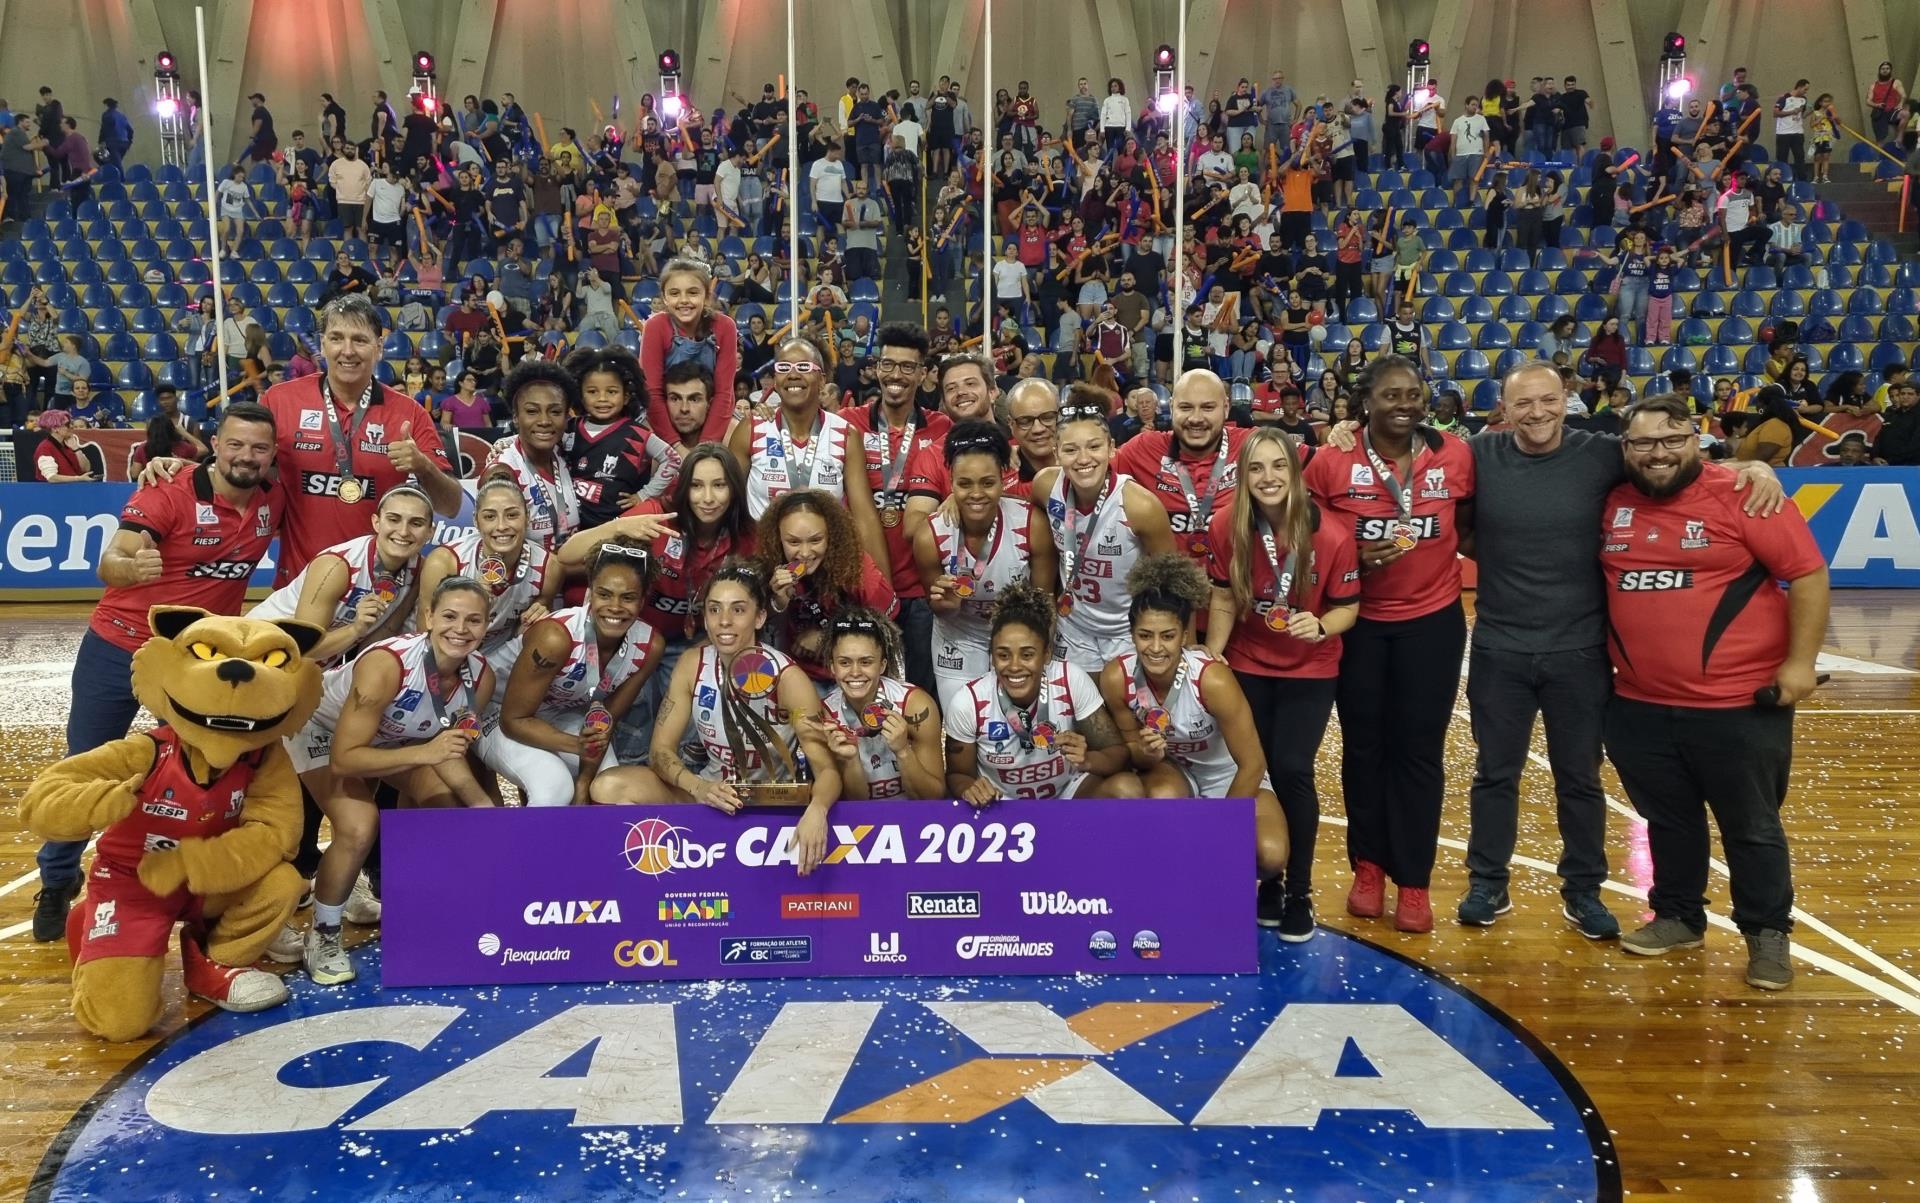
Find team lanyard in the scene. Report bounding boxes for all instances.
[577,622,628,706]
[947,508,1005,595]
[1257,513,1306,628]
[997,675,1055,752]
[1127,650,1193,733]
[773,408,827,490]
[1165,435,1231,552]
[321,376,377,502]
[518,441,575,537]
[1361,429,1416,524]
[423,651,478,730]
[1051,472,1118,614]
[868,399,918,508]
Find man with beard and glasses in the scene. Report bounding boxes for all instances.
[30,404,287,941]
[1599,394,1828,992]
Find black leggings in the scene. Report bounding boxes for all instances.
[1234,671,1338,896]
[1333,600,1467,889]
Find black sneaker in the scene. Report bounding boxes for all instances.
[1278,894,1317,943]
[1256,878,1285,928]
[32,883,79,943]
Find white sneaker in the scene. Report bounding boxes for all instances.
[216,967,292,1012]
[342,873,382,926]
[303,924,357,985]
[265,921,305,965]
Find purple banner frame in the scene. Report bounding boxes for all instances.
[382,797,1256,986]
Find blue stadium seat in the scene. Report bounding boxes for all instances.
[81,283,116,309]
[417,331,448,361]
[90,308,127,334]
[1425,249,1460,273]
[1420,296,1457,323]
[1690,291,1728,318]
[105,259,142,285]
[129,307,166,334]
[1459,296,1494,323]
[1475,322,1513,350]
[269,238,303,262]
[1574,293,1609,321]
[1885,287,1918,316]
[1827,344,1865,372]
[141,333,179,362]
[116,362,154,391]
[1769,291,1807,318]
[383,331,414,359]
[1359,323,1388,352]
[1838,315,1878,342]
[69,259,102,285]
[266,282,302,308]
[1701,345,1739,374]
[1730,290,1767,318]
[1516,270,1550,296]
[848,278,881,303]
[1471,379,1501,410]
[1513,321,1546,349]
[233,238,265,261]
[103,331,140,360]
[1451,349,1490,379]
[225,281,262,307]
[266,333,297,362]
[248,260,283,285]
[1717,316,1754,344]
[1462,249,1496,272]
[1433,208,1464,230]
[1493,349,1528,377]
[284,307,316,335]
[1806,289,1845,318]
[1481,271,1514,297]
[1497,294,1534,322]
[1434,321,1472,350]
[1881,314,1917,341]
[94,239,128,262]
[1744,266,1778,290]
[249,307,279,333]
[1442,271,1477,297]
[1344,298,1379,325]
[1534,294,1571,322]
[1553,269,1589,295]
[1848,289,1884,315]
[154,283,188,308]
[1870,341,1911,371]
[305,238,336,262]
[120,282,154,309]
[285,260,317,284]
[1660,345,1699,374]
[1781,265,1815,291]
[1625,347,1655,376]
[1445,229,1479,251]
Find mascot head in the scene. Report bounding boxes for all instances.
[131,607,325,768]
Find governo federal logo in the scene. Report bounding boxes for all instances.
[33,936,1619,1203]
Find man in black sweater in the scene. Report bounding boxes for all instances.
[1873,379,1920,465]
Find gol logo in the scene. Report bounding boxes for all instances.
[611,939,677,968]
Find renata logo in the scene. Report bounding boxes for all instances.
[782,893,861,919]
[522,900,624,926]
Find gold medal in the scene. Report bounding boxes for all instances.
[1387,520,1420,552]
[881,507,903,529]
[1056,593,1075,617]
[337,478,365,504]
[1265,605,1291,633]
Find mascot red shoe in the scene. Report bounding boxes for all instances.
[21,608,323,1042]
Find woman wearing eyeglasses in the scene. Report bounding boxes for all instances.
[481,361,581,550]
[476,538,665,808]
[1099,553,1290,892]
[727,337,892,576]
[414,476,563,681]
[945,582,1142,805]
[912,421,1033,710]
[592,560,839,875]
[812,607,945,800]
[1202,427,1360,941]
[756,490,898,687]
[1029,390,1176,674]
[560,444,754,760]
[282,575,497,986]
[250,485,435,668]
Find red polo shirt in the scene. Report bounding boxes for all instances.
[1112,427,1253,560]
[1302,427,1475,622]
[841,402,951,597]
[1205,503,1360,678]
[1599,462,1825,708]
[94,463,284,652]
[265,373,450,585]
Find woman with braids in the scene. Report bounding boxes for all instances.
[756,489,898,687]
[250,484,434,667]
[1300,354,1475,934]
[1097,553,1290,912]
[414,475,563,681]
[560,443,753,759]
[279,575,496,986]
[945,582,1143,804]
[592,560,838,875]
[482,360,581,550]
[912,421,1033,709]
[562,345,683,529]
[1203,428,1361,941]
[812,607,945,800]
[1029,390,1176,674]
[477,538,664,807]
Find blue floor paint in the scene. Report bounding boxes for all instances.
[33,930,1617,1203]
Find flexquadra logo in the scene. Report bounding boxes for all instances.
[37,937,1616,1203]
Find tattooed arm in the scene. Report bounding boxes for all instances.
[497,619,584,756]
[1072,704,1133,777]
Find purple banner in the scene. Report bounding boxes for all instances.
[381,798,1256,986]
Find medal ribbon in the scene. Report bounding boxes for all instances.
[996,675,1052,752]
[775,409,826,492]
[1257,514,1304,610]
[947,508,1005,587]
[1167,435,1231,532]
[1052,472,1118,603]
[321,377,377,496]
[423,646,477,728]
[1126,650,1193,723]
[1361,429,1416,522]
[870,400,918,506]
[578,616,627,705]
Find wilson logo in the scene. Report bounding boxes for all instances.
[1020,891,1112,916]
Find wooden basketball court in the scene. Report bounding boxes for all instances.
[1,596,1916,1200]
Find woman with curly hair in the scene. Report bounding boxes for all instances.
[756,489,898,685]
[812,607,945,800]
[1204,428,1361,940]
[1097,553,1289,906]
[562,345,681,528]
[944,581,1143,805]
[592,559,838,874]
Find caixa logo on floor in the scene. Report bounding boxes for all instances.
[33,936,1619,1203]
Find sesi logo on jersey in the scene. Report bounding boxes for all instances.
[1616,569,1695,591]
[186,561,259,580]
[1355,515,1440,541]
[302,472,373,499]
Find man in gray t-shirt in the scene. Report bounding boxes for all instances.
[1457,363,1781,936]
[840,179,885,284]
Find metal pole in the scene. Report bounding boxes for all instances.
[1172,0,1186,331]
[980,0,992,342]
[787,0,802,320]
[195,6,230,405]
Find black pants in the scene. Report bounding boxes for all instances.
[1235,671,1337,897]
[845,245,881,284]
[1464,642,1612,896]
[1729,224,1771,266]
[887,179,915,232]
[1334,600,1467,889]
[1775,133,1806,174]
[1334,260,1364,322]
[1603,696,1795,934]
[3,170,31,224]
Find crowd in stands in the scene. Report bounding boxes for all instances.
[1,55,1919,468]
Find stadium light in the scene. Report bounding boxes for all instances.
[414,51,436,75]
[1153,45,1175,70]
[1665,77,1694,101]
[1153,44,1178,115]
[155,50,177,77]
[659,49,681,73]
[1408,39,1431,66]
[1661,32,1686,61]
[155,97,178,118]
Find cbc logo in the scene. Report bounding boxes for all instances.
[477,932,502,956]
[612,938,679,968]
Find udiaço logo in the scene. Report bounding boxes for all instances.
[30,934,1618,1203]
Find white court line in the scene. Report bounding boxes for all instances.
[0,867,40,900]
[1793,709,1920,716]
[1814,651,1917,676]
[1323,815,1920,1017]
[0,920,30,941]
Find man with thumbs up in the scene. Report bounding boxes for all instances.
[30,402,286,942]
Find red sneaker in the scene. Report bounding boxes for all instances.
[1346,860,1386,918]
[180,932,290,1013]
[1394,887,1434,933]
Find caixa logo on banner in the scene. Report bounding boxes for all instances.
[37,936,1617,1203]
[620,815,1040,877]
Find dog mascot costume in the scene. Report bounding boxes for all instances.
[21,608,323,1041]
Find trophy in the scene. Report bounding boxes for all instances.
[722,649,815,806]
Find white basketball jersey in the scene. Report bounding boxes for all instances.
[1117,647,1237,796]
[484,436,580,549]
[929,497,1032,707]
[690,642,801,782]
[1045,471,1142,672]
[303,632,485,750]
[945,659,1103,799]
[250,534,419,665]
[536,605,657,713]
[437,532,555,654]
[746,408,852,518]
[823,677,916,799]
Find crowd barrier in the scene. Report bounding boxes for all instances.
[0,468,1914,595]
[382,798,1255,986]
